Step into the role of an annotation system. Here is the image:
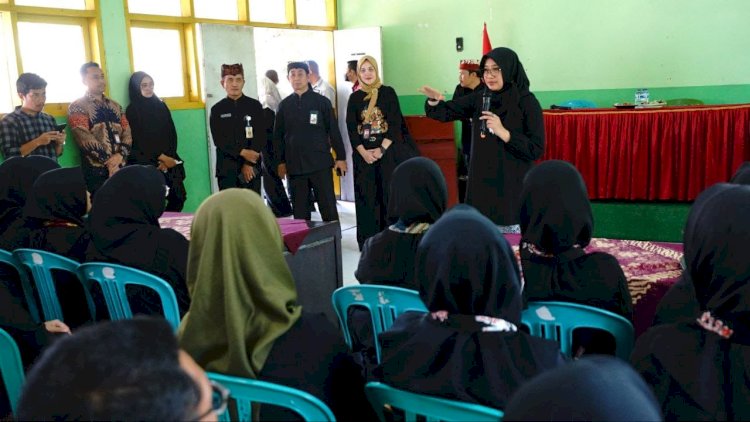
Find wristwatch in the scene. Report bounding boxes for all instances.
[378,145,386,154]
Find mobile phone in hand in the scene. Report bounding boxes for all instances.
[56,123,67,132]
[336,168,344,177]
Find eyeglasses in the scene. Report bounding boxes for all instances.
[481,67,502,77]
[194,380,230,420]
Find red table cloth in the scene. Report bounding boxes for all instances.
[542,104,750,200]
[159,212,311,254]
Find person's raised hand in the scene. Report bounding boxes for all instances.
[418,86,445,101]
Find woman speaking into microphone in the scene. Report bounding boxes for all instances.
[420,47,544,233]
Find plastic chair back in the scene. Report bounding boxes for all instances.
[331,285,427,363]
[0,249,40,323]
[522,301,634,360]
[13,248,94,322]
[365,382,504,422]
[665,98,703,106]
[559,99,597,109]
[0,328,25,416]
[77,262,180,330]
[207,372,335,422]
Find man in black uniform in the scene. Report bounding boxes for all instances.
[274,62,347,221]
[452,59,483,202]
[209,63,266,192]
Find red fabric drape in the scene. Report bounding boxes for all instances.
[542,104,750,201]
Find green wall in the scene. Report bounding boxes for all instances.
[338,0,750,105]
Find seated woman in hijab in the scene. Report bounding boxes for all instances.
[631,184,750,421]
[350,156,447,369]
[0,157,69,381]
[178,189,368,420]
[519,160,632,356]
[86,165,190,317]
[23,166,93,327]
[504,356,662,421]
[378,205,563,410]
[731,161,750,185]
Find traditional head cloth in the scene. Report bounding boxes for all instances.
[633,183,750,419]
[220,63,244,78]
[0,156,59,249]
[378,205,561,409]
[87,165,167,268]
[386,157,447,227]
[417,204,522,323]
[479,47,531,95]
[24,167,87,227]
[356,55,383,106]
[459,59,480,71]
[179,189,301,379]
[731,162,750,185]
[504,356,662,421]
[520,160,592,254]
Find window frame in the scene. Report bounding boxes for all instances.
[0,0,102,117]
[124,0,337,109]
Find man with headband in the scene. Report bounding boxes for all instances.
[273,61,347,221]
[209,63,266,192]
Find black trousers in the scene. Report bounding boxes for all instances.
[353,154,391,250]
[289,168,338,221]
[262,158,292,217]
[82,164,109,195]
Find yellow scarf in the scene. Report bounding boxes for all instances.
[357,55,383,123]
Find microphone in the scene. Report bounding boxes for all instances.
[480,90,491,138]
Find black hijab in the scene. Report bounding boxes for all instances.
[519,160,632,319]
[0,156,60,250]
[386,157,447,226]
[480,47,531,95]
[417,204,522,322]
[24,167,90,261]
[87,165,167,268]
[632,183,750,419]
[730,161,750,185]
[378,205,562,409]
[126,72,179,161]
[25,167,87,226]
[356,157,447,288]
[504,356,662,421]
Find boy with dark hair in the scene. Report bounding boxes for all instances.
[17,318,223,421]
[0,73,64,160]
[210,63,266,192]
[274,61,347,221]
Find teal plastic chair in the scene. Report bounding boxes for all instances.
[522,301,634,360]
[77,262,181,330]
[331,285,428,363]
[13,249,95,322]
[207,372,335,422]
[365,382,504,422]
[0,249,40,323]
[559,99,597,109]
[0,328,26,416]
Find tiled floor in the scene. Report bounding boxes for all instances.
[310,200,360,286]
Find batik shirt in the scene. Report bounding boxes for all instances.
[68,93,132,167]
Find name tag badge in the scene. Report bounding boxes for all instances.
[245,126,254,139]
[310,111,319,125]
[362,123,372,141]
[220,113,232,118]
[114,134,121,144]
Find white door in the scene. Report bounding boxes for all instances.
[333,27,382,201]
[198,24,258,193]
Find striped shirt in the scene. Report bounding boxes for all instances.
[0,106,59,160]
[68,93,131,167]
